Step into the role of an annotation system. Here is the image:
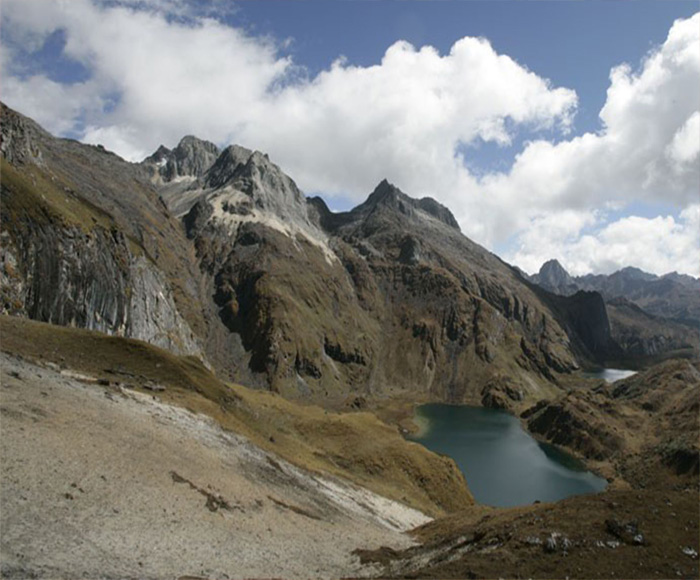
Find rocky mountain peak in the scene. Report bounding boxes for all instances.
[204,144,254,189]
[204,145,306,209]
[355,179,460,231]
[532,259,577,295]
[615,266,657,282]
[181,145,333,260]
[538,259,572,283]
[416,197,460,231]
[144,135,220,182]
[361,179,405,211]
[145,145,171,164]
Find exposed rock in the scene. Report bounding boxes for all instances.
[529,258,700,326]
[531,259,577,295]
[144,135,220,183]
[606,297,698,359]
[0,103,227,367]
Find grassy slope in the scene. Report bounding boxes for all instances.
[0,315,472,517]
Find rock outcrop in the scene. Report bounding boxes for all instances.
[144,135,221,183]
[531,259,577,295]
[530,259,700,325]
[524,358,700,482]
[0,103,218,361]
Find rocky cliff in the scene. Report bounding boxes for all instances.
[160,142,584,403]
[530,259,700,362]
[531,260,700,325]
[0,104,225,361]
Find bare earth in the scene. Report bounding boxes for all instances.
[0,353,429,580]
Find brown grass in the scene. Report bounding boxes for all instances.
[0,315,473,517]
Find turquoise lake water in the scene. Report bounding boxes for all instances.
[410,404,607,507]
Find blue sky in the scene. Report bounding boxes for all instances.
[1,0,699,276]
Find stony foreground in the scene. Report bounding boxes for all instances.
[0,352,428,579]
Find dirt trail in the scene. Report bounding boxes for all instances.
[0,353,428,579]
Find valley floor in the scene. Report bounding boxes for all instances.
[0,353,427,580]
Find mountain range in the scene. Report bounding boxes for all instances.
[1,101,698,580]
[531,259,700,325]
[2,102,698,410]
[529,259,699,362]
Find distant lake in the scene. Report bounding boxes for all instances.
[582,368,637,382]
[410,404,607,507]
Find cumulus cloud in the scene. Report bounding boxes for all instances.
[1,0,698,276]
[507,205,700,277]
[1,0,290,159]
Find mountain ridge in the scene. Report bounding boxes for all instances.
[3,101,694,407]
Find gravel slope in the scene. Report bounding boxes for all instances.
[0,353,428,580]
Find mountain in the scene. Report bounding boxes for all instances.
[531,259,700,325]
[0,103,243,373]
[4,101,694,408]
[530,258,578,295]
[2,102,698,580]
[0,101,597,409]
[165,145,590,403]
[529,259,699,363]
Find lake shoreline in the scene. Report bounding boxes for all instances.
[408,402,609,507]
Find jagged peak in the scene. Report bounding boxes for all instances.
[614,266,657,281]
[174,135,219,155]
[143,144,171,164]
[204,144,254,189]
[356,179,460,231]
[539,259,567,273]
[416,197,460,231]
[143,134,221,181]
[0,102,50,165]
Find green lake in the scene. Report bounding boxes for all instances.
[410,404,607,507]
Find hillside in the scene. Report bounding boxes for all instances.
[357,358,700,579]
[2,102,599,408]
[530,260,699,364]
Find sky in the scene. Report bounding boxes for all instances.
[1,0,699,277]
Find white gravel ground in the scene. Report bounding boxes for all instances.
[0,352,428,580]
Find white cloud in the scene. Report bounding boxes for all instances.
[666,111,700,165]
[507,205,700,277]
[1,1,698,276]
[1,0,290,159]
[481,13,700,214]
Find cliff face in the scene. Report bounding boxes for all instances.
[606,297,698,359]
[0,104,213,360]
[167,146,582,403]
[530,260,699,363]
